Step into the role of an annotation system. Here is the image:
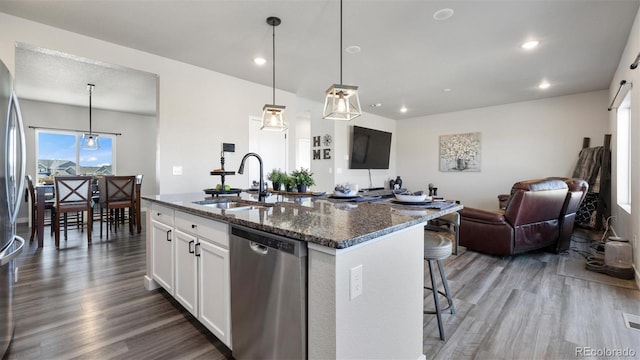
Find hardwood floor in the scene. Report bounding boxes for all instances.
[6,222,639,359]
[424,229,640,359]
[8,221,231,360]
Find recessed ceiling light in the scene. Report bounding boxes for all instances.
[538,81,550,89]
[253,57,267,65]
[345,45,361,54]
[433,8,454,21]
[369,103,382,107]
[443,88,452,92]
[400,107,408,113]
[521,40,540,50]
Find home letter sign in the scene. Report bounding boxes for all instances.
[312,134,332,161]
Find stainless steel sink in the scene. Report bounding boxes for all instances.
[193,200,262,211]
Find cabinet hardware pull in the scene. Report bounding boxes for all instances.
[188,240,195,253]
[166,229,172,241]
[195,243,201,257]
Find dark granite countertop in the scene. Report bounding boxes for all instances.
[142,192,463,249]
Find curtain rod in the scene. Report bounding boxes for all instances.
[608,80,628,111]
[28,125,122,136]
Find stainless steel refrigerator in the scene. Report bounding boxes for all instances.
[0,58,27,357]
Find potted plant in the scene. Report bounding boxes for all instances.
[284,174,297,192]
[291,167,315,193]
[267,168,287,191]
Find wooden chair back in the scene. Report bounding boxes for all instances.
[101,176,136,206]
[54,176,93,209]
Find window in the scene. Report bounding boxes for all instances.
[616,91,631,213]
[36,130,115,183]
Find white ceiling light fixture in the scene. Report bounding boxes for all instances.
[400,106,408,113]
[81,83,99,151]
[261,16,287,131]
[538,81,551,89]
[253,57,267,65]
[521,40,540,50]
[323,0,362,121]
[345,45,361,54]
[433,8,454,21]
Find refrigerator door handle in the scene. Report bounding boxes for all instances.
[0,236,25,267]
[5,92,26,224]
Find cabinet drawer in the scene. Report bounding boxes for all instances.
[197,220,229,248]
[174,211,201,235]
[151,204,174,225]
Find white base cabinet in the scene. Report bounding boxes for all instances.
[198,239,230,346]
[173,211,232,349]
[150,204,175,294]
[174,228,198,314]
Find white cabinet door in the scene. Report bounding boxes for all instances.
[198,239,232,348]
[151,220,174,293]
[174,229,198,316]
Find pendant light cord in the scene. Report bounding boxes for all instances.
[340,0,343,85]
[88,84,93,136]
[272,21,276,105]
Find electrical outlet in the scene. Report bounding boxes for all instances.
[350,264,363,300]
[172,166,183,175]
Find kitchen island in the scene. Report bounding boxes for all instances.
[143,191,462,359]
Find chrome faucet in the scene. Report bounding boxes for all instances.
[238,152,267,202]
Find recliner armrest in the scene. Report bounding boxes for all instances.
[459,207,506,224]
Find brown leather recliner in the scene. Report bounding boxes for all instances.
[548,177,589,253]
[459,178,569,256]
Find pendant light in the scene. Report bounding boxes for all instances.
[81,83,99,150]
[261,16,287,131]
[323,0,361,121]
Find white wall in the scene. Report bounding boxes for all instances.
[608,7,640,281]
[20,99,157,189]
[397,90,610,210]
[0,12,299,196]
[298,95,398,192]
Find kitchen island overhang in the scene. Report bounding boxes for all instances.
[142,192,462,359]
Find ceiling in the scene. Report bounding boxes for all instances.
[15,44,158,116]
[1,0,639,120]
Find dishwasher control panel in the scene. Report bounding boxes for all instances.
[231,226,305,256]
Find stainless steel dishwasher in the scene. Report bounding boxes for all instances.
[230,225,307,360]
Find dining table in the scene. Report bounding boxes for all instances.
[34,184,54,248]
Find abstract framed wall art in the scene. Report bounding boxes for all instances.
[439,132,481,172]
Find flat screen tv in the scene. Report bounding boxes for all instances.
[349,126,392,169]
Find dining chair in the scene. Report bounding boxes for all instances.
[25,175,55,242]
[53,175,93,247]
[98,175,136,239]
[133,174,144,234]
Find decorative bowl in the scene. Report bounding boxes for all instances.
[394,192,428,202]
[334,183,359,197]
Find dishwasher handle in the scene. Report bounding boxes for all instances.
[249,242,268,255]
[231,225,307,257]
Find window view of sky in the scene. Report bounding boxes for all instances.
[38,132,113,167]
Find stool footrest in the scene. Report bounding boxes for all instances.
[423,287,455,314]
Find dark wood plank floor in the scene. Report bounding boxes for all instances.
[8,220,232,360]
[6,221,640,359]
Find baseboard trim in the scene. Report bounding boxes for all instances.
[144,275,160,291]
